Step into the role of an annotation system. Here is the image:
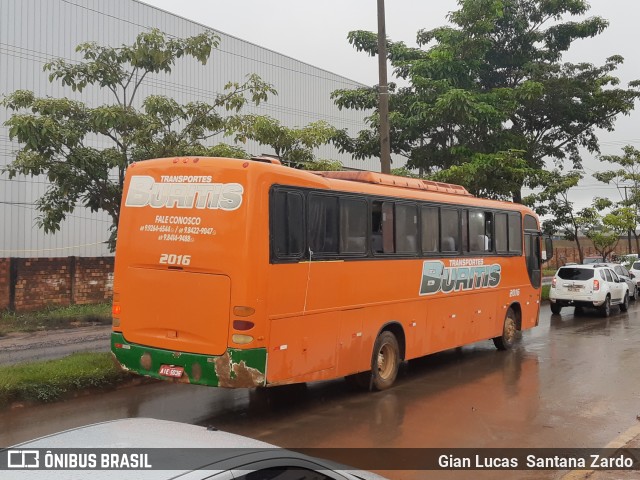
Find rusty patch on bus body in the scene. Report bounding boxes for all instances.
[214,352,265,388]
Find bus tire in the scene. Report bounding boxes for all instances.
[370,331,400,391]
[493,308,518,351]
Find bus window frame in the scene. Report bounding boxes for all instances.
[269,185,528,264]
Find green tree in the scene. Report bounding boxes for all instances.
[578,198,635,261]
[593,145,640,254]
[236,115,338,167]
[332,0,640,201]
[524,170,586,262]
[2,29,276,249]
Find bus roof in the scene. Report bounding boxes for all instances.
[311,171,472,196]
[129,156,535,216]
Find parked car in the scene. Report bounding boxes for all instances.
[630,261,640,290]
[549,263,630,317]
[582,256,604,264]
[3,418,386,480]
[604,263,638,301]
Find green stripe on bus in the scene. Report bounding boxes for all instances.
[111,332,267,388]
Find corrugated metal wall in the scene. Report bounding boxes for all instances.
[0,0,377,257]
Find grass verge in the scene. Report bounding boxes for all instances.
[542,285,550,301]
[0,303,111,336]
[0,352,127,407]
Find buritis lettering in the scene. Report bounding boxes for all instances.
[125,176,244,211]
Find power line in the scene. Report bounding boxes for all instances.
[57,0,366,88]
[0,241,109,254]
[0,44,367,127]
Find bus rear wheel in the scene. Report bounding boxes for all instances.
[370,331,400,391]
[493,308,518,351]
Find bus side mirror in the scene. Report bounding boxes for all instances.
[545,237,554,261]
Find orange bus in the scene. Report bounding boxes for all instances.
[111,156,551,390]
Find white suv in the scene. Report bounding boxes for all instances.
[629,261,640,291]
[549,264,630,317]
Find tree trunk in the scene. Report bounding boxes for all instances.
[512,189,522,204]
[574,228,584,263]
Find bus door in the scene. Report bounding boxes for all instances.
[523,214,542,327]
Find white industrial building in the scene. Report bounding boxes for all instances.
[0,0,374,257]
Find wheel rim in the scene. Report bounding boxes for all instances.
[377,343,396,380]
[504,316,516,344]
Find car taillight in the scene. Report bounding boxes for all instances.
[593,279,600,291]
[551,277,556,288]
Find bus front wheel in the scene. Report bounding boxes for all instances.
[493,308,518,351]
[370,331,400,391]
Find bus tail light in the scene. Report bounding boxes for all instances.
[233,320,255,331]
[232,334,254,345]
[593,279,600,291]
[233,306,255,317]
[112,304,121,328]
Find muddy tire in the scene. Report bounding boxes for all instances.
[370,331,400,391]
[620,292,629,312]
[599,296,611,317]
[550,303,562,315]
[493,308,518,351]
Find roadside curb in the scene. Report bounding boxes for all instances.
[0,325,112,365]
[561,423,640,479]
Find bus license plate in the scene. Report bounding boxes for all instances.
[159,365,184,378]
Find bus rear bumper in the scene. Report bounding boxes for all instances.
[111,332,267,388]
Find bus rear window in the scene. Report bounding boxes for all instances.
[557,268,594,281]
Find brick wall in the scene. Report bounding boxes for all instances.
[2,257,114,312]
[0,258,9,310]
[13,258,72,312]
[74,257,114,305]
[550,245,632,269]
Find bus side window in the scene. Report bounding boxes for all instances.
[440,208,459,253]
[396,203,418,254]
[272,189,305,259]
[371,201,395,254]
[308,194,338,255]
[495,213,508,253]
[371,202,383,253]
[340,197,367,254]
[469,210,492,253]
[484,212,493,251]
[421,206,439,253]
[508,213,522,253]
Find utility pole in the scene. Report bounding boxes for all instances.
[377,0,391,174]
[623,186,633,254]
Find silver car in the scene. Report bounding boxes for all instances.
[605,263,638,301]
[2,418,386,480]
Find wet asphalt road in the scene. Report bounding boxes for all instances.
[2,302,640,479]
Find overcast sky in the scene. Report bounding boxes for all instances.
[141,0,640,210]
